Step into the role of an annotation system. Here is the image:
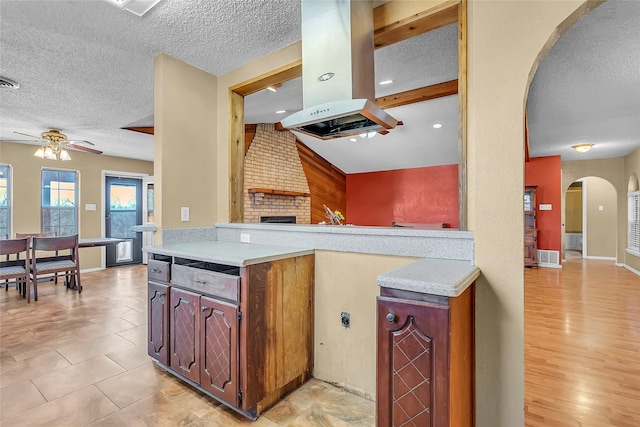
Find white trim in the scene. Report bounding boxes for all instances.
[538,263,562,269]
[626,248,640,257]
[81,267,105,274]
[101,170,149,270]
[622,264,640,276]
[586,256,616,260]
[582,179,588,258]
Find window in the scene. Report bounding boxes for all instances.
[628,191,640,256]
[0,164,11,239]
[41,168,79,236]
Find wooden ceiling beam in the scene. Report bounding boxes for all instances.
[375,79,458,109]
[373,0,460,49]
[122,126,154,135]
[230,60,302,97]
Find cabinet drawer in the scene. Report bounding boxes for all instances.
[172,264,240,302]
[148,259,170,283]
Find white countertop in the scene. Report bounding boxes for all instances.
[377,258,480,297]
[144,241,314,267]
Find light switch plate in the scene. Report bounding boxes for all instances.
[85,203,96,211]
[598,205,604,211]
[181,207,190,222]
[240,233,251,243]
[539,204,552,211]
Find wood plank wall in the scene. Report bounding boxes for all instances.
[296,141,347,225]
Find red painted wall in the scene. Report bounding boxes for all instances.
[525,156,562,260]
[346,165,459,228]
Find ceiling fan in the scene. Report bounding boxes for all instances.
[9,128,103,160]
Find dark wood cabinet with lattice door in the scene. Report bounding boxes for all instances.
[524,186,538,267]
[169,287,240,404]
[147,252,314,421]
[377,285,475,427]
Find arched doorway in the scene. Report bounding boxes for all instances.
[564,177,618,260]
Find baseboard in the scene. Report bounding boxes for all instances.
[80,267,104,274]
[538,262,562,269]
[622,264,640,276]
[585,256,616,261]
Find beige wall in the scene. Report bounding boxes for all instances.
[154,53,218,241]
[0,141,153,270]
[563,158,625,263]
[625,148,640,271]
[565,186,582,233]
[466,1,596,425]
[313,251,417,398]
[584,177,617,258]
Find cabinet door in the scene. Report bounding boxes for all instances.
[148,282,169,365]
[377,297,450,427]
[200,296,239,405]
[170,288,200,383]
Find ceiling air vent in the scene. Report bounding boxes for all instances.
[0,77,20,90]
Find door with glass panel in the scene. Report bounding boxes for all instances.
[105,176,142,267]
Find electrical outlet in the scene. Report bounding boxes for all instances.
[341,312,350,328]
[240,233,251,243]
[181,207,190,222]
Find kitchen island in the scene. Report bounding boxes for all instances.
[147,223,479,425]
[144,240,315,420]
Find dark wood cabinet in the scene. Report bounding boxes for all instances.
[200,295,239,405]
[148,282,169,365]
[377,285,475,427]
[525,186,538,267]
[147,252,314,420]
[170,287,200,383]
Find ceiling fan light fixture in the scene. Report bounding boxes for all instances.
[44,146,55,160]
[572,143,593,153]
[59,148,72,161]
[33,146,46,158]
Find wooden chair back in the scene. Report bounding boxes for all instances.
[0,238,30,299]
[30,234,81,302]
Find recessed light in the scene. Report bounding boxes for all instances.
[276,110,286,114]
[379,80,393,85]
[349,138,357,142]
[433,123,442,129]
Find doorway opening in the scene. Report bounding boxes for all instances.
[105,175,143,267]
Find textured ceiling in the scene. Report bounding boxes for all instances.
[0,0,638,171]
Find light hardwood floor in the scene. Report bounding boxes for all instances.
[524,258,640,427]
[1,258,638,426]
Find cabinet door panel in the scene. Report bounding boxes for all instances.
[377,297,449,427]
[170,288,200,383]
[200,296,238,405]
[148,282,169,365]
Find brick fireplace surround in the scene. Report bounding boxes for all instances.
[243,123,311,224]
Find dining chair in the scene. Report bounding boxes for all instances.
[30,234,81,302]
[0,238,30,300]
[16,232,59,284]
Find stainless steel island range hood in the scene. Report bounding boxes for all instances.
[281,0,398,140]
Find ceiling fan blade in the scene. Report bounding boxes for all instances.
[14,131,43,139]
[66,139,95,146]
[1,139,40,143]
[67,144,102,154]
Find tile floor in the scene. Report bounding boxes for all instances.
[0,265,375,426]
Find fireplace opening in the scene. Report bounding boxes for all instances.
[260,216,296,224]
